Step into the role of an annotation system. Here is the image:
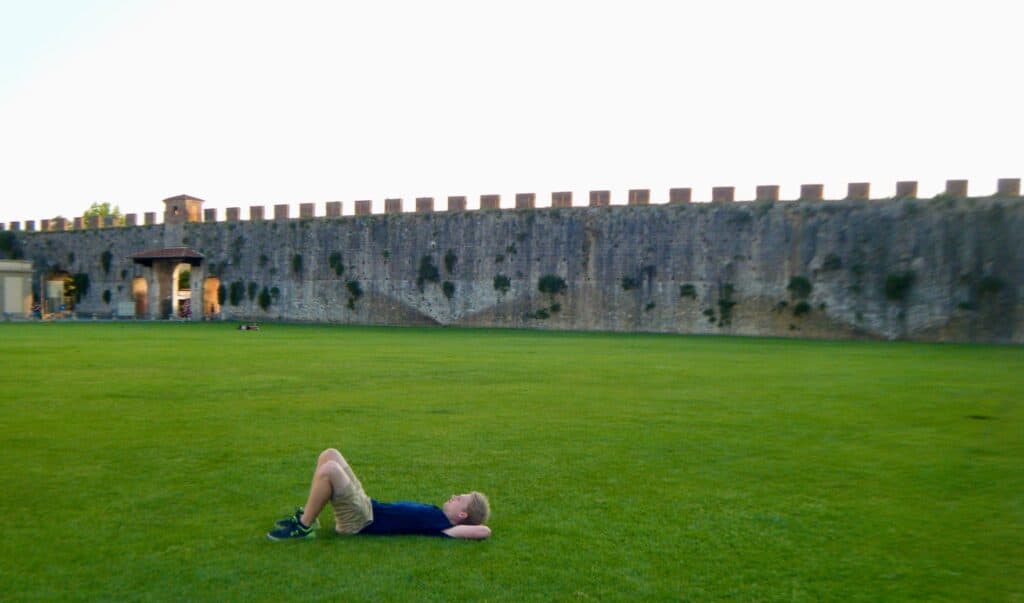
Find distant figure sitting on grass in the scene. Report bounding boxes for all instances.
[238,323,260,331]
[267,448,491,541]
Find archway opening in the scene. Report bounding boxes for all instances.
[172,263,192,319]
[45,270,72,316]
[203,276,222,319]
[132,277,148,318]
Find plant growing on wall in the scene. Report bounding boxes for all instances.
[444,249,457,274]
[346,280,363,310]
[538,275,566,295]
[884,272,915,302]
[229,281,245,306]
[679,284,697,299]
[0,232,23,259]
[292,254,303,276]
[218,284,227,305]
[102,290,111,304]
[248,282,258,301]
[100,250,113,274]
[717,283,737,327]
[786,276,814,317]
[70,273,90,303]
[329,252,344,277]
[787,276,812,300]
[442,281,455,299]
[417,255,440,291]
[493,274,511,294]
[531,274,567,319]
[258,287,272,311]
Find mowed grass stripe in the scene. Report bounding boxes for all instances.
[0,323,1021,601]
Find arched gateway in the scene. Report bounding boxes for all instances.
[126,195,207,320]
[128,247,205,320]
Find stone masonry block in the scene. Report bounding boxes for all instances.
[800,184,824,201]
[41,219,50,231]
[74,217,84,229]
[896,181,918,198]
[385,198,403,214]
[628,189,650,205]
[226,208,240,222]
[589,190,610,206]
[124,214,136,227]
[274,204,289,220]
[9,222,19,231]
[551,192,572,208]
[103,216,114,227]
[204,208,217,222]
[325,202,342,217]
[945,180,969,197]
[846,182,870,200]
[997,178,1021,197]
[480,195,500,209]
[416,198,434,212]
[0,223,4,231]
[756,185,779,201]
[87,216,99,229]
[355,200,372,215]
[447,196,467,212]
[515,193,535,209]
[250,206,265,221]
[711,187,734,203]
[669,188,692,204]
[299,203,315,218]
[25,220,35,232]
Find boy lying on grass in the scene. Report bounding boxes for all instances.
[267,448,491,541]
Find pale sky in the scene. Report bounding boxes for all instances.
[1,0,1021,223]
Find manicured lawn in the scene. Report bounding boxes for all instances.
[0,322,1021,601]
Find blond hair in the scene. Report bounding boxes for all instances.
[463,491,491,525]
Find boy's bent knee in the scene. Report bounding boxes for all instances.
[316,461,351,489]
[318,448,343,465]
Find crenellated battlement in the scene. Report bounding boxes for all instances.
[4,183,1021,344]
[2,178,1020,232]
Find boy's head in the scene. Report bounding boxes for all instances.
[443,491,491,525]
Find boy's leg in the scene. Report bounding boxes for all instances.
[300,452,352,528]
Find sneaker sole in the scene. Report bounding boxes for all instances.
[274,518,321,529]
[266,531,316,542]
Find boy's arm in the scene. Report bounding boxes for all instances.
[443,525,492,540]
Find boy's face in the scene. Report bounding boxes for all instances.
[443,493,472,521]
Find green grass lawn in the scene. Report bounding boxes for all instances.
[0,323,1021,602]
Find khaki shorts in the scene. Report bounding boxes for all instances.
[331,459,373,534]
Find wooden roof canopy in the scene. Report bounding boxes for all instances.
[129,247,205,267]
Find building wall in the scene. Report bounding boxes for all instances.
[10,197,1024,342]
[0,260,33,317]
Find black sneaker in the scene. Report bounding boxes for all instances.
[267,516,315,541]
[276,508,320,529]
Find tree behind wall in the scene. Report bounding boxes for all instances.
[82,202,125,226]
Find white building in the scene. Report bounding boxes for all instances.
[0,260,33,318]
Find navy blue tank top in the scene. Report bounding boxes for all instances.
[358,500,453,536]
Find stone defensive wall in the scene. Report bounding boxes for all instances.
[2,178,1022,343]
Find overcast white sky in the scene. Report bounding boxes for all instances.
[1,0,1021,223]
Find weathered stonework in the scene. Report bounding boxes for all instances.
[10,195,1023,343]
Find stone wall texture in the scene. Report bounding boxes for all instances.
[10,197,1024,343]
